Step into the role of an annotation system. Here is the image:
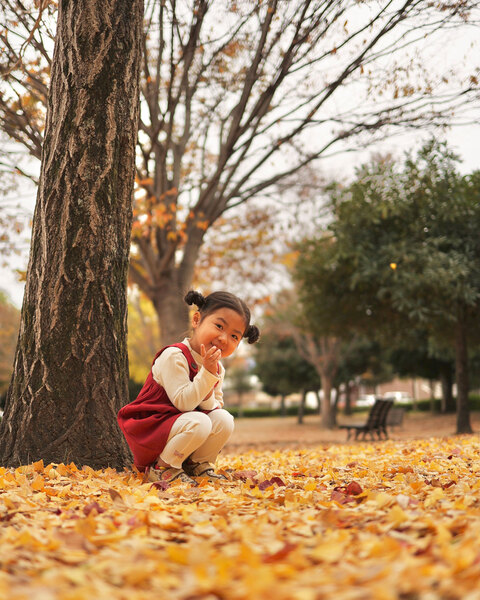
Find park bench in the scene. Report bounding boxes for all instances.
[387,406,405,429]
[339,398,394,441]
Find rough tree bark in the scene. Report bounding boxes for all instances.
[0,0,143,469]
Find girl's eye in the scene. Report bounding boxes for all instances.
[215,323,223,329]
[232,335,239,341]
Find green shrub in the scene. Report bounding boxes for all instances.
[410,398,442,412]
[469,394,480,410]
[384,395,480,413]
[225,405,318,418]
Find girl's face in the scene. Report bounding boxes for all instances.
[190,307,246,359]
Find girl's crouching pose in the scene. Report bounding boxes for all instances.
[117,290,260,485]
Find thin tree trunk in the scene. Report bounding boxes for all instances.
[297,389,306,425]
[411,378,418,411]
[455,313,472,434]
[344,382,352,415]
[439,364,455,413]
[320,374,335,429]
[331,386,339,427]
[280,394,286,417]
[429,379,436,414]
[0,0,143,469]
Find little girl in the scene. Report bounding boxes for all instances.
[118,290,260,485]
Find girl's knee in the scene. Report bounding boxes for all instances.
[186,411,213,438]
[211,409,234,434]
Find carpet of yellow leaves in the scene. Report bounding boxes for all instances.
[1,436,480,600]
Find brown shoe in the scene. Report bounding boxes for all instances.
[183,460,227,481]
[147,466,198,486]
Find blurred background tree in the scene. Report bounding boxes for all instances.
[127,292,162,385]
[0,292,20,408]
[386,329,456,413]
[294,141,480,433]
[222,355,255,419]
[334,337,392,415]
[253,329,320,424]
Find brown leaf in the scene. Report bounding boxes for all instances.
[258,477,286,491]
[346,481,363,496]
[83,501,106,516]
[108,488,126,506]
[232,469,258,482]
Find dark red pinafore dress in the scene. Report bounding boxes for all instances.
[117,343,199,470]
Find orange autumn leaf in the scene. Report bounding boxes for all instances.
[30,475,45,491]
[137,177,154,186]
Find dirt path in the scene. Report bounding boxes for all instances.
[223,411,480,454]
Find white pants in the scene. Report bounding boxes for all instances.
[159,409,234,469]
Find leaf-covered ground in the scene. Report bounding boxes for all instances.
[1,436,480,600]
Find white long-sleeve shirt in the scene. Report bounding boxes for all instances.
[151,338,225,412]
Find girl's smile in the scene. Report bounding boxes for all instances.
[190,307,246,359]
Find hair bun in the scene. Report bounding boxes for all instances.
[245,324,260,344]
[184,290,206,308]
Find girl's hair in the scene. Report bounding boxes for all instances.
[184,290,260,344]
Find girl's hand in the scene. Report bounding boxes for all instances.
[201,344,221,375]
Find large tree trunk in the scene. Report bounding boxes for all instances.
[0,0,143,469]
[153,276,191,346]
[133,228,206,346]
[455,312,472,434]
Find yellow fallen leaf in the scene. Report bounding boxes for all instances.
[375,491,393,508]
[387,504,409,527]
[311,541,345,563]
[166,544,189,565]
[75,515,97,539]
[424,487,444,508]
